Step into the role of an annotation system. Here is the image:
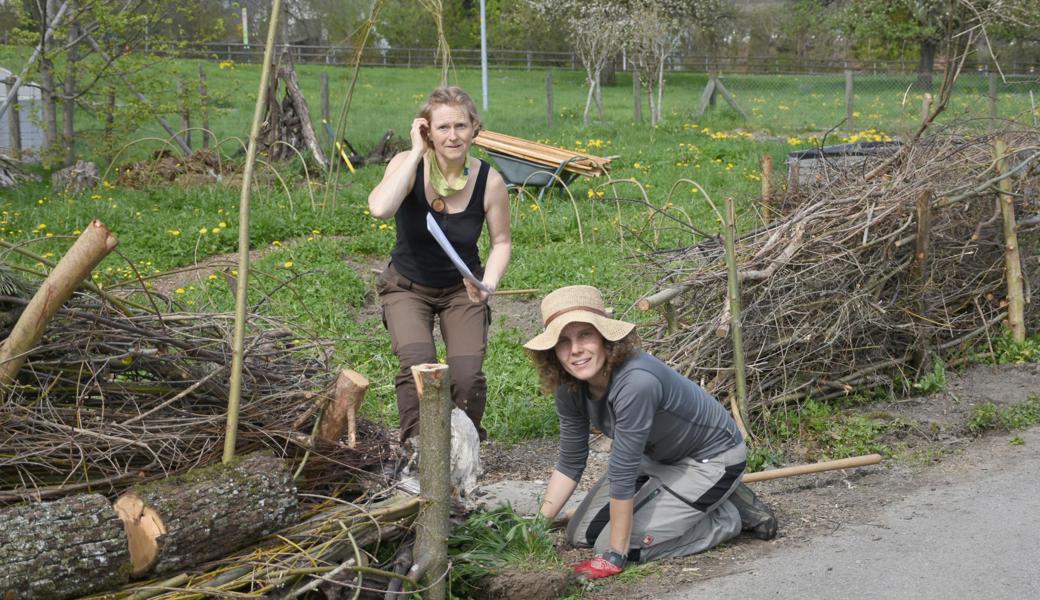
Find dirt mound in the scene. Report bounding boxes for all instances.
[115,149,236,188]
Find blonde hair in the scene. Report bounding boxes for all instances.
[417,86,482,140]
[526,331,641,395]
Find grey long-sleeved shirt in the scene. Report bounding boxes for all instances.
[554,351,743,500]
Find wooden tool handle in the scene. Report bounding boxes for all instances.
[743,453,882,483]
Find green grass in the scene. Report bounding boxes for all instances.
[2,53,1037,440]
[966,395,1040,436]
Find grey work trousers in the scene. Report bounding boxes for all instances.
[566,442,747,563]
[377,264,490,442]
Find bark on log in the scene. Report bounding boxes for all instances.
[409,363,452,600]
[112,452,299,578]
[0,493,131,600]
[316,368,369,447]
[0,219,118,394]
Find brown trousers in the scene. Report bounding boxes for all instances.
[377,264,490,442]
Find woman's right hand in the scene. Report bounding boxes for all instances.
[409,118,429,154]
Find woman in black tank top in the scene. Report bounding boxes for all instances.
[367,86,512,444]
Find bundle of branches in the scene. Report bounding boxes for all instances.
[641,129,1040,413]
[0,292,396,506]
[254,53,328,170]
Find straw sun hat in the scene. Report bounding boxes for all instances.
[523,285,635,351]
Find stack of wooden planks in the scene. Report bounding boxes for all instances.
[473,130,612,177]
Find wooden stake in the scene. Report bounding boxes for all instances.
[760,154,773,224]
[409,363,452,600]
[316,368,370,447]
[723,197,750,438]
[988,71,998,120]
[545,70,553,129]
[844,69,854,131]
[0,220,118,394]
[921,93,933,126]
[177,78,191,150]
[198,64,210,149]
[994,139,1026,341]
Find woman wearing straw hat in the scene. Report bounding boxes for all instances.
[369,86,510,443]
[524,285,776,579]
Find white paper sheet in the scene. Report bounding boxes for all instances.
[426,212,491,294]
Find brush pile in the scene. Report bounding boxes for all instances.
[641,129,1040,411]
[0,291,397,507]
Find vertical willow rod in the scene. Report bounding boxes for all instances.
[723,197,750,437]
[224,0,283,465]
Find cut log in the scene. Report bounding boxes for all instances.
[316,368,370,447]
[113,452,299,578]
[0,493,131,600]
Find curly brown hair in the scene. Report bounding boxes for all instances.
[526,330,641,396]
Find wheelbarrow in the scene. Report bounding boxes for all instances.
[474,130,612,203]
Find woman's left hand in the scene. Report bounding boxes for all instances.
[463,279,492,303]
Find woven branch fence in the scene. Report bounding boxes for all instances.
[640,128,1040,413]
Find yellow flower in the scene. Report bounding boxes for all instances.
[208,274,218,280]
[283,260,293,269]
[231,270,238,276]
[175,288,185,294]
[272,240,282,247]
[36,223,46,230]
[596,190,604,198]
[311,229,321,235]
[169,229,181,236]
[219,222,228,228]
[379,223,389,230]
[72,229,81,235]
[529,203,540,211]
[198,227,208,235]
[120,356,133,366]
[211,227,221,234]
[587,189,595,199]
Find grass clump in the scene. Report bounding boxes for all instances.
[748,399,904,471]
[448,505,562,598]
[966,395,1040,436]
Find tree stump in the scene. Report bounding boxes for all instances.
[113,452,299,577]
[316,368,369,447]
[50,160,99,193]
[0,493,131,600]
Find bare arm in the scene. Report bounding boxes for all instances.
[464,169,512,302]
[367,118,427,219]
[607,498,634,555]
[539,469,579,519]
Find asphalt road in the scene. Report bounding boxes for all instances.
[677,425,1040,600]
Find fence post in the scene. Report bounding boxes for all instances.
[545,70,554,129]
[198,64,210,150]
[4,78,21,160]
[988,71,998,120]
[633,69,642,123]
[921,93,932,126]
[844,69,854,131]
[177,78,191,151]
[760,154,772,224]
[320,72,330,144]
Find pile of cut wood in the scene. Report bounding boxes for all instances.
[638,129,1040,411]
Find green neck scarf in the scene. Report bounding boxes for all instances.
[428,150,470,198]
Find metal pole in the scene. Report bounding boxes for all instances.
[480,0,488,112]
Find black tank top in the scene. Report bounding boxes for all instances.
[390,158,490,288]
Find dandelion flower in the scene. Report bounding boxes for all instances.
[199,227,208,235]
[283,260,293,269]
[219,222,228,228]
[175,288,186,294]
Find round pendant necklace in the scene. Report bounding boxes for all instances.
[431,197,446,212]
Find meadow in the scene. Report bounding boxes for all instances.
[2,51,1038,442]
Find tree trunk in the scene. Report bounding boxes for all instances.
[113,452,299,578]
[0,493,131,600]
[39,0,61,164]
[601,55,616,87]
[61,19,78,166]
[409,363,452,599]
[916,38,937,92]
